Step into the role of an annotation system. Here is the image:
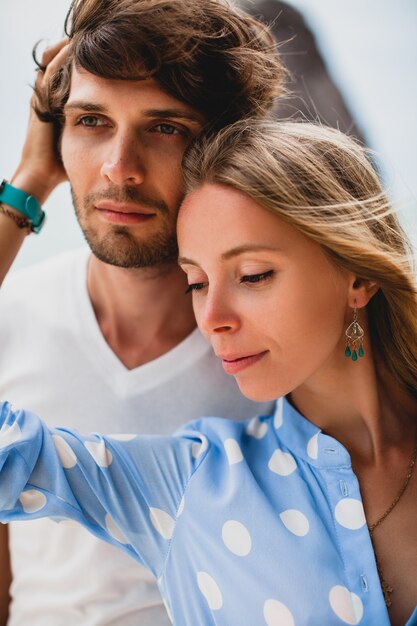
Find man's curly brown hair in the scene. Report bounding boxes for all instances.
[34,0,285,133]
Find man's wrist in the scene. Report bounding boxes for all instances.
[10,170,55,205]
[0,204,32,233]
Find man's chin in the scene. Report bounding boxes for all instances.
[83,229,179,269]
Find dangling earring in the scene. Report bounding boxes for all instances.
[345,301,365,361]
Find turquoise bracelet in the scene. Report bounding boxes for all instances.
[0,180,46,233]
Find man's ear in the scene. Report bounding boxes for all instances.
[347,277,379,308]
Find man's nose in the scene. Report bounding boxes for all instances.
[100,134,146,185]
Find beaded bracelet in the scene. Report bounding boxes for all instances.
[0,202,31,233]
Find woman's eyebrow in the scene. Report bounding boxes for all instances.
[177,256,200,266]
[221,244,281,260]
[178,245,281,266]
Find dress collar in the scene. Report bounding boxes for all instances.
[272,396,352,469]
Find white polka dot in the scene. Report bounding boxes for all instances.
[197,572,223,610]
[177,495,185,517]
[268,449,297,476]
[263,599,295,626]
[52,434,77,469]
[280,509,310,536]
[246,416,268,439]
[0,421,22,448]
[307,433,319,460]
[335,498,366,530]
[329,585,364,625]
[107,433,137,441]
[192,435,208,459]
[222,520,252,556]
[19,489,47,513]
[274,398,284,429]
[224,438,244,465]
[150,507,175,540]
[84,440,113,467]
[105,513,129,544]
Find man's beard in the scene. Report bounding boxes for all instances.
[72,186,180,269]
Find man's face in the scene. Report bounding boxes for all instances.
[61,67,204,268]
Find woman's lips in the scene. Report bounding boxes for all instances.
[220,351,268,375]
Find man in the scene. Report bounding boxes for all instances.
[0,1,283,624]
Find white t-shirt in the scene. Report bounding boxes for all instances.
[0,248,274,626]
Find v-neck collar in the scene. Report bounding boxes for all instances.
[70,249,211,396]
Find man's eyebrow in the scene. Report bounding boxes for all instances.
[178,245,281,266]
[63,101,107,113]
[143,109,203,125]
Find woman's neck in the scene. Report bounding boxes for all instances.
[289,349,417,467]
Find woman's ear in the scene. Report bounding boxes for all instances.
[348,277,379,308]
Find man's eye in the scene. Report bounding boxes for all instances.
[240,270,274,284]
[185,282,207,294]
[153,124,182,135]
[78,116,105,128]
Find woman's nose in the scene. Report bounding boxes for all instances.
[198,292,240,336]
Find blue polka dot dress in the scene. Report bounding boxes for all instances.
[0,398,416,625]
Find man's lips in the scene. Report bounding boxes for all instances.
[218,351,269,375]
[95,202,157,225]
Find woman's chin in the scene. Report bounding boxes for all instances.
[235,378,279,404]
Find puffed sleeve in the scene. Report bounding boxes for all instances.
[0,401,210,577]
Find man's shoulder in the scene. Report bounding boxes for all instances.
[1,247,89,299]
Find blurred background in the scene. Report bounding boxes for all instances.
[0,0,416,271]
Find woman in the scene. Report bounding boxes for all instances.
[0,119,416,626]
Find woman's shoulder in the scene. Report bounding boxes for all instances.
[174,410,276,456]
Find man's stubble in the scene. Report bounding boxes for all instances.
[71,186,180,269]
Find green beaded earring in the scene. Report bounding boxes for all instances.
[345,302,365,361]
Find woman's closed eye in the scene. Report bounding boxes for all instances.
[185,282,207,294]
[185,270,274,294]
[240,270,274,285]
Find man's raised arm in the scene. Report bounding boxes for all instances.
[0,41,68,286]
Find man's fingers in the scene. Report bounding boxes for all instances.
[43,43,71,80]
[40,38,69,67]
[35,42,71,91]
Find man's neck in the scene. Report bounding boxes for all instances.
[87,254,196,370]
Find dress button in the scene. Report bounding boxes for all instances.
[339,480,349,497]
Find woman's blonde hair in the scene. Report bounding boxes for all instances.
[183,120,417,398]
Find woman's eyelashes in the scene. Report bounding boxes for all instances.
[185,270,274,294]
[185,282,207,294]
[240,270,274,285]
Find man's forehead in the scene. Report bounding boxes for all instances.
[66,65,204,124]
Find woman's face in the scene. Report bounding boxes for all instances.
[178,183,351,402]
